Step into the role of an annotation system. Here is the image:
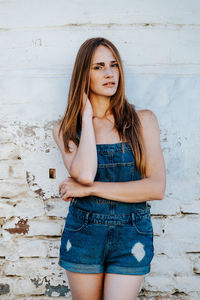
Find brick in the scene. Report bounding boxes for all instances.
[150,255,192,276]
[0,277,14,299]
[193,260,200,274]
[0,180,29,198]
[164,216,200,253]
[0,283,10,296]
[0,161,10,179]
[9,161,27,180]
[0,160,26,180]
[3,258,58,277]
[180,201,200,214]
[46,240,60,258]
[151,198,181,215]
[0,202,14,218]
[174,276,200,293]
[28,219,64,236]
[143,275,175,293]
[151,217,165,236]
[0,143,21,160]
[14,198,44,218]
[0,259,5,276]
[187,254,200,275]
[153,236,176,257]
[13,278,45,295]
[16,239,47,258]
[44,199,68,217]
[0,240,16,259]
[0,129,14,143]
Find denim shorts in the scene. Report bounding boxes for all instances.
[58,196,154,276]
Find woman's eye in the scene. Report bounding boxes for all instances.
[93,64,118,70]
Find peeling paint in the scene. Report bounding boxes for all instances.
[31,277,70,297]
[45,283,70,297]
[45,204,54,211]
[26,171,45,197]
[34,188,45,197]
[26,171,35,184]
[24,127,36,137]
[31,277,44,288]
[5,217,29,235]
[0,283,10,295]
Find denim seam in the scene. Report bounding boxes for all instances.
[98,162,135,168]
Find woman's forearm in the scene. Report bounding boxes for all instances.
[70,115,97,185]
[88,177,165,203]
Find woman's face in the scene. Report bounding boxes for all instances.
[89,45,120,98]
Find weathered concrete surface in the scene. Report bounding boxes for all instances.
[0,0,200,299]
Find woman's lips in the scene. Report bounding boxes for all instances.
[103,82,115,87]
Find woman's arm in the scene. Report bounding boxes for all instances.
[60,110,166,202]
[70,113,97,185]
[89,110,166,202]
[52,95,97,186]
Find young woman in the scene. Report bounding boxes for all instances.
[52,37,166,300]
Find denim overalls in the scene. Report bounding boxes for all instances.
[59,134,154,275]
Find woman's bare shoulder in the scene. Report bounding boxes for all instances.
[136,109,158,128]
[136,109,160,137]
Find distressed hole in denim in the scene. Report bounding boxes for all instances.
[66,240,72,251]
[131,242,145,262]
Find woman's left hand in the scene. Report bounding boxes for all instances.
[59,177,91,202]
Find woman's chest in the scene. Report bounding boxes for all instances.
[93,118,121,144]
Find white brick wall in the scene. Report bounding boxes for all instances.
[0,1,200,299]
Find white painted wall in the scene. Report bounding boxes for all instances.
[0,1,200,299]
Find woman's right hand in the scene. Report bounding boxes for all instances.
[82,92,93,118]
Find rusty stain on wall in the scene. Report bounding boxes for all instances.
[5,217,29,234]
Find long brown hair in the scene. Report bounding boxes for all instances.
[58,37,146,178]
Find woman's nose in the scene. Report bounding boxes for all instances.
[104,67,113,77]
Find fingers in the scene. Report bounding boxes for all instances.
[64,197,73,202]
[60,187,72,202]
[59,185,73,202]
[59,177,70,193]
[59,177,74,201]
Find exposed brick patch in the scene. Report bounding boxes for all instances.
[0,283,10,295]
[5,217,29,234]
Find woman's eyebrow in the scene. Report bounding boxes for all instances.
[92,60,117,66]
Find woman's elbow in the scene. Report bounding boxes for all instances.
[156,189,165,200]
[157,183,166,200]
[77,176,94,186]
[151,179,166,200]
